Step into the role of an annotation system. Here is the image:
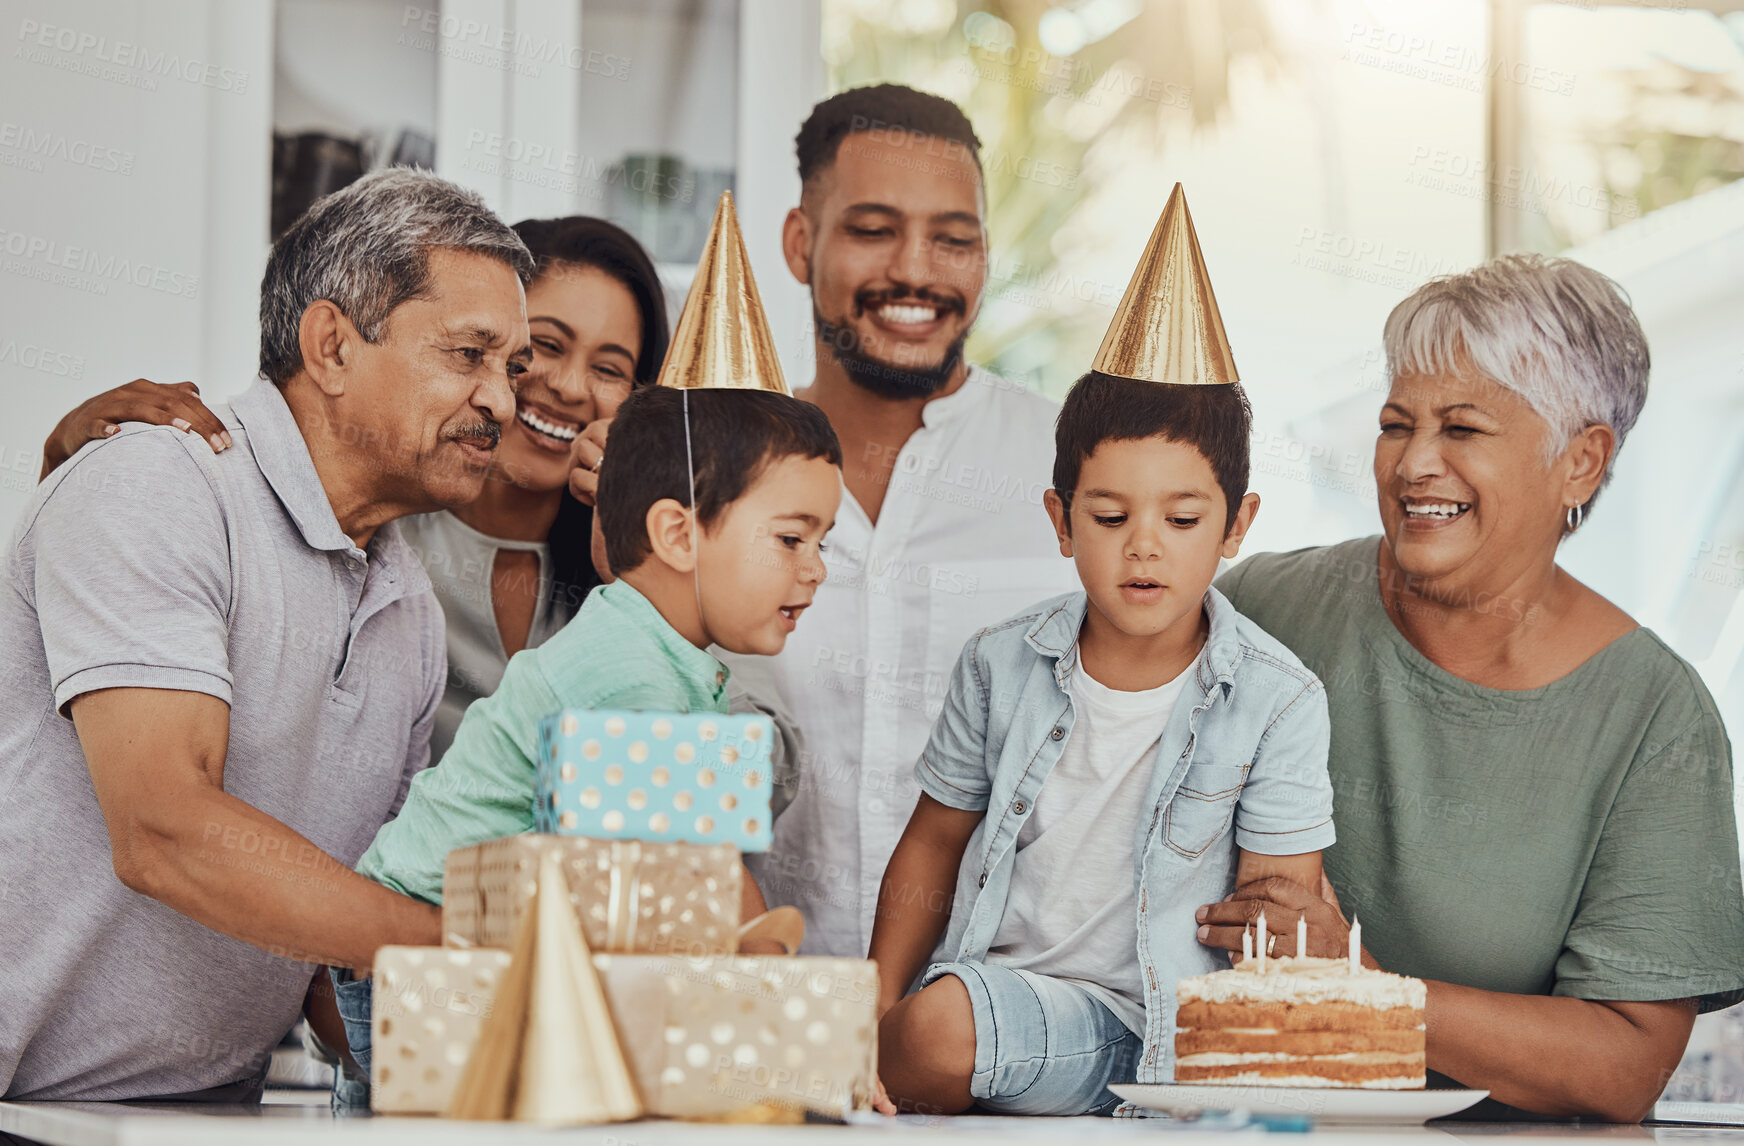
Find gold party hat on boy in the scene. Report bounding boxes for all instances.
[1092,183,1239,386]
[656,190,790,394]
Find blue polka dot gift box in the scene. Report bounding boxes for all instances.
[536,709,774,852]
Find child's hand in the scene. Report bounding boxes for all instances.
[872,1072,898,1115]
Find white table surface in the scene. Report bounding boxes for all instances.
[4,1093,1744,1146]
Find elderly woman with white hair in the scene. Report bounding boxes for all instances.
[1198,253,1744,1121]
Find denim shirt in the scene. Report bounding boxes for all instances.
[914,587,1336,1085]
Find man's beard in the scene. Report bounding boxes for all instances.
[814,304,969,400]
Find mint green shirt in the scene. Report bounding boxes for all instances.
[1217,537,1744,1012]
[358,580,730,903]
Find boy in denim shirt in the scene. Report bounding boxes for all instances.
[868,370,1336,1115]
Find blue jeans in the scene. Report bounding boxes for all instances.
[923,961,1142,1116]
[328,967,375,1111]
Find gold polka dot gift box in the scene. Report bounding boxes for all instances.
[371,946,879,1119]
[442,836,742,955]
[536,709,773,852]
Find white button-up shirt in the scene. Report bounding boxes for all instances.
[722,367,1079,956]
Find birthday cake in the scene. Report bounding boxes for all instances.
[1174,955,1426,1089]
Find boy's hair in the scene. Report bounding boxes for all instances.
[1053,372,1253,534]
[598,387,843,574]
[795,84,982,187]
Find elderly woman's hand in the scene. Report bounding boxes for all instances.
[1195,873,1377,967]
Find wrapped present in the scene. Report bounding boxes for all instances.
[372,947,879,1118]
[536,709,773,852]
[443,835,742,956]
[447,849,641,1125]
[599,951,879,1118]
[372,946,512,1115]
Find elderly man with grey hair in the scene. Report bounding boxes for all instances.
[1196,253,1744,1121]
[0,169,533,1102]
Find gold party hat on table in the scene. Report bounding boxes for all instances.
[446,850,642,1125]
[1092,183,1238,386]
[656,191,790,394]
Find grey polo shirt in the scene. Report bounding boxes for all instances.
[0,379,445,1101]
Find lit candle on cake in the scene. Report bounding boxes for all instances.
[1256,911,1268,972]
[1349,916,1361,972]
[1297,913,1307,959]
[1242,926,1252,963]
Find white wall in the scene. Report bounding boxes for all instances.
[424,0,821,384]
[0,0,273,532]
[0,0,826,539]
[737,0,825,391]
[274,0,437,140]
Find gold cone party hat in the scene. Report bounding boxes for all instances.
[656,190,790,394]
[446,850,642,1125]
[1092,183,1238,386]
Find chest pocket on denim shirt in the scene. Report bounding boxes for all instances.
[1164,756,1249,858]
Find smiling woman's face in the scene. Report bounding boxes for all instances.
[1374,366,1569,592]
[495,262,642,493]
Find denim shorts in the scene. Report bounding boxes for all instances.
[922,961,1142,1116]
[328,966,375,1111]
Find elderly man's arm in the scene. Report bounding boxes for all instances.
[72,686,439,971]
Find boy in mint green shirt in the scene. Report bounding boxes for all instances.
[357,577,745,903]
[356,386,841,904]
[335,386,843,1073]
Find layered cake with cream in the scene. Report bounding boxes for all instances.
[1175,955,1426,1088]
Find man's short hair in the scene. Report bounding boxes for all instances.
[597,387,843,575]
[259,168,534,385]
[1053,373,1253,534]
[795,83,982,186]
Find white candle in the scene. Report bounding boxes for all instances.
[1297,914,1307,960]
[1349,916,1361,972]
[1256,911,1268,973]
[1242,927,1252,963]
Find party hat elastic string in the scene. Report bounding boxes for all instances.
[682,387,704,627]
[652,191,789,645]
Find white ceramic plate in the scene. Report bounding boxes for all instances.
[1109,1083,1490,1125]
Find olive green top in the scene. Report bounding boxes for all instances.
[1218,537,1744,1013]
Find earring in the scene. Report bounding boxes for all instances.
[1565,503,1584,533]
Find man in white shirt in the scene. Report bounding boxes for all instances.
[718,85,1077,956]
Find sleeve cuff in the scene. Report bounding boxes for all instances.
[1234,818,1336,856]
[354,826,442,907]
[1553,977,1744,1015]
[915,754,990,812]
[54,664,233,718]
